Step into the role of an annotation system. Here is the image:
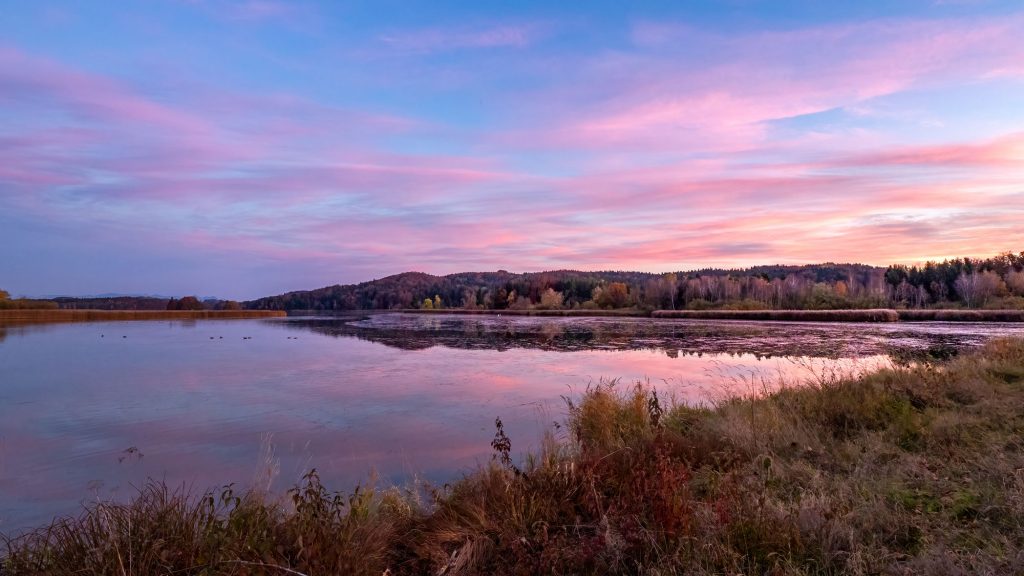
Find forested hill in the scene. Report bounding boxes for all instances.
[245,252,1024,312]
[243,263,888,311]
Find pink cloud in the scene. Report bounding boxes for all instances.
[0,48,215,135]
[496,15,1024,156]
[5,9,1024,297]
[830,132,1024,168]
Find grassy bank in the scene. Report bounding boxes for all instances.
[897,309,1024,322]
[5,340,1024,575]
[652,309,902,322]
[385,308,1024,322]
[0,309,286,325]
[402,308,649,317]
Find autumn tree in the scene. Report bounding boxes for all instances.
[597,282,630,308]
[537,288,564,310]
[1008,270,1024,296]
[663,273,678,310]
[421,298,433,309]
[808,282,848,309]
[955,271,1004,308]
[0,289,9,301]
[178,296,204,310]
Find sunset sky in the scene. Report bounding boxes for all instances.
[3,1,1024,299]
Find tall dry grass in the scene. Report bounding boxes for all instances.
[652,309,901,322]
[405,308,648,317]
[897,309,1024,322]
[0,310,285,325]
[5,339,1024,575]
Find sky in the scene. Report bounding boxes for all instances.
[2,1,1024,299]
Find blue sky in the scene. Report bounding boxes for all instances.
[2,1,1023,299]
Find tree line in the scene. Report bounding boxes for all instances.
[883,252,1024,309]
[8,251,1021,314]
[244,251,1024,312]
[0,289,58,310]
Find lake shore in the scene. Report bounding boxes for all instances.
[0,309,286,325]
[655,308,1024,322]
[325,307,1024,322]
[5,337,1023,575]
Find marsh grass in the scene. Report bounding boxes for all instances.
[653,309,902,322]
[406,308,648,317]
[897,309,1024,322]
[5,339,1024,575]
[0,310,285,325]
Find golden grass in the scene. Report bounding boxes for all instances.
[653,308,902,322]
[0,309,286,325]
[302,308,1024,322]
[897,309,1024,321]
[404,308,649,317]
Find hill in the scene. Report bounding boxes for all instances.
[245,253,1024,312]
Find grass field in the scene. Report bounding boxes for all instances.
[4,338,1023,575]
[0,309,286,325]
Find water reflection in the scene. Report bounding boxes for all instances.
[0,315,1021,534]
[285,314,1013,362]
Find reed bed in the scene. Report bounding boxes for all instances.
[403,308,649,317]
[897,309,1024,322]
[291,308,1024,322]
[653,308,902,322]
[0,309,286,325]
[4,338,1024,575]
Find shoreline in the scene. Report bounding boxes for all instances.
[6,308,1021,325]
[0,309,286,325]
[286,307,1024,322]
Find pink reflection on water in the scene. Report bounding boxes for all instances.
[0,316,1013,533]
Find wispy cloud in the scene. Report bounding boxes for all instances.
[4,7,1024,297]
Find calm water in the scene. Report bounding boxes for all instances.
[1,314,1022,533]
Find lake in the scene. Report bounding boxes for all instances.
[1,314,1022,533]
